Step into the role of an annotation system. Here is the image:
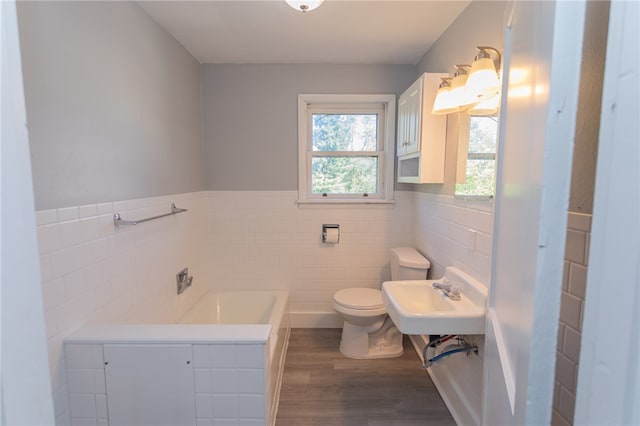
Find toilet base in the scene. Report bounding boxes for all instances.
[339,317,404,359]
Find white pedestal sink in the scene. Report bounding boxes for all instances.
[381,267,488,335]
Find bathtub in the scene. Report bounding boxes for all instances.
[180,291,287,359]
[64,290,290,426]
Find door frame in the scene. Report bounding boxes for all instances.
[574,1,640,424]
[482,1,587,424]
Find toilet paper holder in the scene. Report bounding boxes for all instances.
[322,224,340,243]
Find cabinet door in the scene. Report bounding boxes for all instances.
[404,77,423,155]
[104,344,195,426]
[397,93,409,153]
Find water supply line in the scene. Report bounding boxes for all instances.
[422,335,478,368]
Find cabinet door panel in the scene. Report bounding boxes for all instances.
[104,344,195,426]
[397,95,409,153]
[405,80,422,154]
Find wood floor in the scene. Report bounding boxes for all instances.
[275,329,456,426]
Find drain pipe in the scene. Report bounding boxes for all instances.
[421,335,456,364]
[422,335,478,369]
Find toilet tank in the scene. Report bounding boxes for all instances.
[390,247,430,280]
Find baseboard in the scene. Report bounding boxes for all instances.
[290,311,342,328]
[408,335,480,426]
[269,325,290,426]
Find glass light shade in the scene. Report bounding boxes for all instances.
[467,93,500,116]
[285,0,324,12]
[449,73,476,110]
[432,85,458,115]
[466,57,500,102]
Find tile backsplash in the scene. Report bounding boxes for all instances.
[552,212,592,426]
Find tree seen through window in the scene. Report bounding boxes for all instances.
[311,114,379,194]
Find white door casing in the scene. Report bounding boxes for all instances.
[1,0,55,424]
[482,1,586,424]
[574,1,640,424]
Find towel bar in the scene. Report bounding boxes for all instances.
[113,203,187,227]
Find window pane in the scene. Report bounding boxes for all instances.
[468,116,498,154]
[312,114,378,151]
[311,156,378,194]
[455,158,495,196]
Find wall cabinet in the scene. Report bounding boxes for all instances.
[396,72,448,183]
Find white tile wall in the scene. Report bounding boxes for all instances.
[40,189,491,425]
[64,344,107,426]
[552,212,591,426]
[411,192,493,425]
[412,192,493,286]
[204,191,414,325]
[193,344,269,426]
[37,192,210,425]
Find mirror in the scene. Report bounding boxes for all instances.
[455,113,498,198]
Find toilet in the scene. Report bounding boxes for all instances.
[333,247,431,359]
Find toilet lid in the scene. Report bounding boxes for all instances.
[334,288,384,310]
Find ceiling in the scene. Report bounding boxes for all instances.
[138,1,470,65]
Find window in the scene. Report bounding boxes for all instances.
[297,94,396,203]
[455,114,498,198]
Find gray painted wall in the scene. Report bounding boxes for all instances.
[410,1,507,195]
[201,64,416,190]
[569,0,609,214]
[18,1,206,210]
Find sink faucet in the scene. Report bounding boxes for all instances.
[433,282,461,301]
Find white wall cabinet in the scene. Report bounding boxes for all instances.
[396,72,448,183]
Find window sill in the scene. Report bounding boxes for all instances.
[453,194,494,202]
[453,194,494,211]
[297,199,396,209]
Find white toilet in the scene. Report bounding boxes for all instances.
[333,247,430,359]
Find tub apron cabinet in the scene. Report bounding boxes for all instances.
[104,345,195,426]
[65,340,272,426]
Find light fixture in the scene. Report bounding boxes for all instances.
[285,0,324,12]
[466,46,502,103]
[449,65,476,110]
[467,93,500,116]
[432,78,458,115]
[431,46,502,116]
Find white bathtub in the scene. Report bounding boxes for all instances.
[180,291,288,360]
[65,290,290,426]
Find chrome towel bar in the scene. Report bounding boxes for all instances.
[113,203,187,227]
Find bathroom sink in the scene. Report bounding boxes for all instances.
[381,267,488,335]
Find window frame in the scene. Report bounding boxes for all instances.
[297,94,396,204]
[455,113,498,200]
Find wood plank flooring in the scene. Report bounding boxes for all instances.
[275,329,455,426]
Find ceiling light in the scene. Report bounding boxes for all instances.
[285,0,324,12]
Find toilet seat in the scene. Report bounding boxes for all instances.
[334,288,385,310]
